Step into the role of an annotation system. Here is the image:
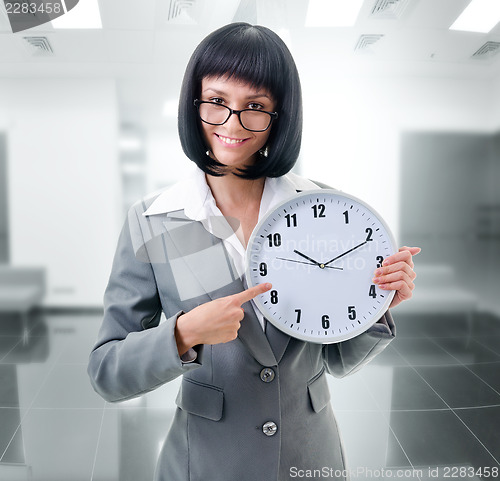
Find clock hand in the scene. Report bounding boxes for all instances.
[323,241,368,267]
[293,249,323,267]
[277,257,343,270]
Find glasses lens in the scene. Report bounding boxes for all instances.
[198,103,230,125]
[240,110,272,132]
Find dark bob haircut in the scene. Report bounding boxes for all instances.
[178,23,302,179]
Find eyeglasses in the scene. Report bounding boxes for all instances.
[194,99,278,132]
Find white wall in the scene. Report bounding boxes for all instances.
[145,122,193,193]
[0,79,120,307]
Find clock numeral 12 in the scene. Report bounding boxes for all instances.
[312,204,326,218]
[267,233,282,247]
[285,213,297,227]
[321,315,330,329]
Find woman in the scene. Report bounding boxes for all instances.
[88,23,419,481]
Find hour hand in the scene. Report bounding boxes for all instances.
[293,249,322,267]
[292,250,343,270]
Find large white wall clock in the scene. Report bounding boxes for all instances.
[245,189,397,343]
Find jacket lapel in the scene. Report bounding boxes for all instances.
[265,321,291,364]
[238,306,277,367]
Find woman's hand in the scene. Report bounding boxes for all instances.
[372,246,421,309]
[175,283,272,356]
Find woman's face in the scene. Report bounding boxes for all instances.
[199,75,276,173]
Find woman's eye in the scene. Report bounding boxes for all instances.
[248,102,264,110]
[210,97,224,104]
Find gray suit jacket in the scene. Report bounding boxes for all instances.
[88,180,396,481]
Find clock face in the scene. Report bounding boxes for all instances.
[245,189,397,344]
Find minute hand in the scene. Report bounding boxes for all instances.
[323,241,368,267]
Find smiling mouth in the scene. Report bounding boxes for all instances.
[215,133,248,145]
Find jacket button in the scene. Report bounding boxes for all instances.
[262,421,278,436]
[260,367,275,383]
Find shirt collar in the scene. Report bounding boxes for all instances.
[142,167,321,221]
[142,167,212,220]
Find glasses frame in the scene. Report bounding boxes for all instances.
[194,99,278,133]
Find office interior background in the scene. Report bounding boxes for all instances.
[0,0,499,480]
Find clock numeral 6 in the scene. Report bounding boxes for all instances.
[348,306,356,320]
[270,290,279,304]
[369,285,377,298]
[259,262,267,276]
[321,315,330,329]
[312,204,326,218]
[376,256,384,268]
[266,233,282,247]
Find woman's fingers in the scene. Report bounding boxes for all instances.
[375,246,421,309]
[230,283,272,306]
[374,270,415,290]
[399,246,421,256]
[374,261,416,281]
[383,249,413,267]
[177,283,272,349]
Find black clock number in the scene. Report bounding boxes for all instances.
[270,290,279,304]
[369,285,377,298]
[295,309,302,323]
[321,315,330,329]
[285,213,297,227]
[267,233,282,247]
[343,210,349,224]
[365,228,373,241]
[376,256,384,268]
[259,262,267,277]
[348,306,356,320]
[312,204,326,218]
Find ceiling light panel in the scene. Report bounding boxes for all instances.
[52,0,102,29]
[450,0,500,33]
[305,0,364,27]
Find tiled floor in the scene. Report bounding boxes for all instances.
[0,310,499,480]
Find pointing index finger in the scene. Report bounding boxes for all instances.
[232,283,272,306]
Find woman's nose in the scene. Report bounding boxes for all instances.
[225,110,244,131]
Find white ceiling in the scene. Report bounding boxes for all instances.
[1,0,500,131]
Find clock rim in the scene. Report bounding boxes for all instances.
[245,188,397,344]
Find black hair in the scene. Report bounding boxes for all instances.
[178,23,302,179]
